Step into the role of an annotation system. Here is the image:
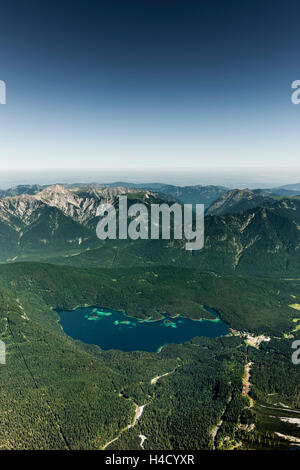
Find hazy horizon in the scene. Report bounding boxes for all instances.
[1,167,300,190]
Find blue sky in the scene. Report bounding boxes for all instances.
[0,0,299,175]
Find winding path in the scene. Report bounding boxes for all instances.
[102,402,147,450]
[102,367,178,449]
[150,366,179,386]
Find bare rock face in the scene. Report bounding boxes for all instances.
[0,184,135,229]
[0,184,155,261]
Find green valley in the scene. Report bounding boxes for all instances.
[0,184,299,450]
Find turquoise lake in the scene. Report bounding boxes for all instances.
[57,306,229,352]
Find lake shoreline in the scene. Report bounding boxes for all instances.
[57,304,221,325]
[57,305,229,353]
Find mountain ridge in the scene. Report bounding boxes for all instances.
[0,184,299,277]
[206,188,276,216]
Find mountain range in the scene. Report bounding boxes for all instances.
[0,183,299,277]
[0,181,299,450]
